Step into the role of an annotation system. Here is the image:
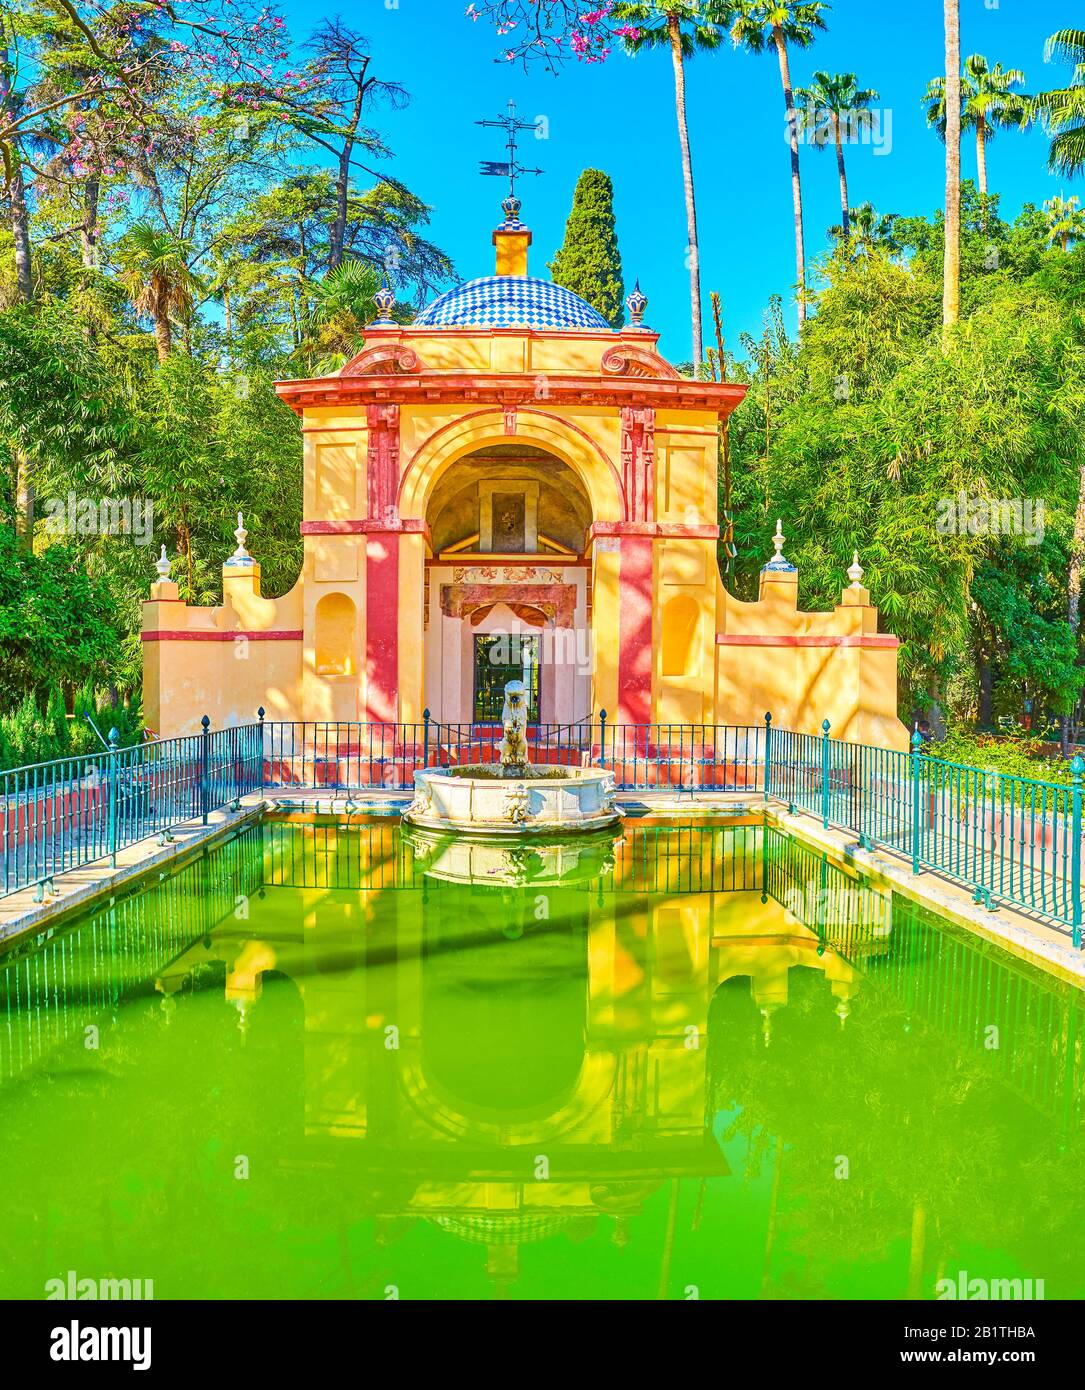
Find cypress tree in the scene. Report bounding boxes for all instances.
[548,169,626,329]
[45,681,70,761]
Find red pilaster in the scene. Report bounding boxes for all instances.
[617,534,654,726]
[367,403,400,527]
[365,404,401,723]
[620,406,655,524]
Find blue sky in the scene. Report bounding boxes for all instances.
[282,1,1076,360]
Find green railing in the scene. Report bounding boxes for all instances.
[766,718,1085,946]
[1,719,262,901]
[4,707,1083,944]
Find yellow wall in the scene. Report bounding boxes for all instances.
[143,324,905,747]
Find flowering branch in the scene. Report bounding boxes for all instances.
[464,1,639,72]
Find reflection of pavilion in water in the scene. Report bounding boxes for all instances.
[3,817,1083,1294]
[152,818,866,1290]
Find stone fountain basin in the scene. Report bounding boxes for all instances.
[403,765,622,835]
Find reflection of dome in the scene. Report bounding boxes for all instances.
[432,1213,569,1244]
[414,276,610,331]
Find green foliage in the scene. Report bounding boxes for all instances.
[927,730,1071,784]
[726,198,1085,730]
[0,524,117,711]
[548,170,626,329]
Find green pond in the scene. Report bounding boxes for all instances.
[2,814,1083,1302]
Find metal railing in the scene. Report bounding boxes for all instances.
[765,718,1085,944]
[1,719,262,900]
[4,706,1083,944]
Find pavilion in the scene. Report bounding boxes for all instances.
[142,195,906,750]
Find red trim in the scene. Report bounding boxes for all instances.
[365,532,400,723]
[617,535,654,726]
[275,371,745,419]
[589,521,720,540]
[716,634,900,649]
[301,519,429,536]
[427,554,589,567]
[141,630,303,643]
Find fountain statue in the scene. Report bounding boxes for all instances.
[498,679,530,775]
[403,679,621,836]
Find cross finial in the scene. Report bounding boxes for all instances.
[476,100,543,204]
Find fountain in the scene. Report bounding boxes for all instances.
[403,680,622,836]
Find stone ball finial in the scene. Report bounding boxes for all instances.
[626,280,648,327]
[847,550,865,588]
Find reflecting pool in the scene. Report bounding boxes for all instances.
[2,815,1083,1300]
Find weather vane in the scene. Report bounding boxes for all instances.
[476,99,543,201]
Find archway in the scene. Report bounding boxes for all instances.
[420,436,597,725]
[397,408,624,525]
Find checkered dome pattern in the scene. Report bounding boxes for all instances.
[413,276,610,330]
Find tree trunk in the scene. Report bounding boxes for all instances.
[833,115,850,238]
[942,0,961,331]
[773,27,806,325]
[81,176,100,268]
[330,146,350,271]
[0,42,33,301]
[8,156,33,300]
[668,16,702,369]
[975,119,987,199]
[14,449,33,548]
[153,312,172,363]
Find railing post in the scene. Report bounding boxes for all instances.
[763,712,772,804]
[107,728,119,867]
[200,715,211,826]
[820,719,831,828]
[598,708,607,769]
[910,725,924,875]
[423,708,430,771]
[257,707,265,792]
[1066,761,1072,945]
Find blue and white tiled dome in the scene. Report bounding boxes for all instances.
[413,275,611,331]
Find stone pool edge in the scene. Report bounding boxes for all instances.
[2,787,1082,988]
[0,795,268,948]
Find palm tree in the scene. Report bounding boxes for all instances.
[1043,194,1085,250]
[1032,29,1085,176]
[828,202,898,256]
[942,0,961,331]
[116,225,201,363]
[613,4,723,369]
[305,258,383,372]
[924,54,1029,201]
[795,71,879,239]
[726,2,829,327]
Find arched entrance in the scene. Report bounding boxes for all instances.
[421,442,595,726]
